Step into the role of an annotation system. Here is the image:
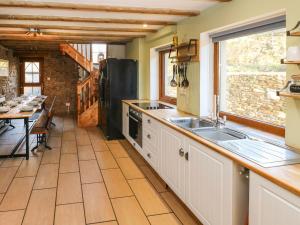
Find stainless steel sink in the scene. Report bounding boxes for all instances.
[192,127,248,142]
[167,117,214,129]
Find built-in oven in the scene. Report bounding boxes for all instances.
[129,107,142,148]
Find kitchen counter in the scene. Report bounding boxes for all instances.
[123,99,300,197]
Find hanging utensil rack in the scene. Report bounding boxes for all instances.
[168,39,199,64]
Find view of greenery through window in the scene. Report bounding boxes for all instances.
[164,53,177,98]
[219,28,286,126]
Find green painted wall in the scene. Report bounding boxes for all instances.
[126,0,300,149]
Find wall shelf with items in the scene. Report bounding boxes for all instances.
[168,39,199,64]
[277,91,300,99]
[281,59,300,64]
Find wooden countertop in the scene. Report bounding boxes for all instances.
[123,100,300,197]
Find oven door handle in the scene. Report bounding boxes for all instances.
[129,115,139,122]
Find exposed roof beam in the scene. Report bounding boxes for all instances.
[0,34,131,42]
[0,14,176,26]
[0,24,156,33]
[0,30,145,38]
[0,1,200,16]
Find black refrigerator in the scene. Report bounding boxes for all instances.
[98,58,137,140]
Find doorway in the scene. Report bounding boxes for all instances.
[20,58,44,95]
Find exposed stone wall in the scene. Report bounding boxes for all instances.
[43,52,79,115]
[224,72,286,126]
[0,45,19,100]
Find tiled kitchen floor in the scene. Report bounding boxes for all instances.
[0,116,202,225]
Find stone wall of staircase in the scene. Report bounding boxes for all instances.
[43,51,79,115]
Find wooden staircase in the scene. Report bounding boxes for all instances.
[59,43,99,127]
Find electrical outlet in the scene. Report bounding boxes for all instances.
[66,102,70,107]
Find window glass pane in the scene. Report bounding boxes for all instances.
[24,87,41,96]
[92,44,107,63]
[219,28,286,126]
[24,62,40,83]
[164,53,177,98]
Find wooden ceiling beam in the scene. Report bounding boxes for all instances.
[0,1,200,16]
[0,34,132,42]
[0,30,146,38]
[0,24,156,33]
[0,14,176,25]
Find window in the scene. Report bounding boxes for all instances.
[20,59,43,96]
[214,24,286,136]
[159,50,177,104]
[92,44,107,64]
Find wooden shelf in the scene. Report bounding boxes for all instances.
[169,39,199,63]
[281,59,300,64]
[287,31,300,36]
[277,91,300,99]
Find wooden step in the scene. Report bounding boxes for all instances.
[77,101,98,128]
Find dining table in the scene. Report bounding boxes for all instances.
[0,95,47,160]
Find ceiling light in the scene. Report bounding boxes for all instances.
[143,24,148,28]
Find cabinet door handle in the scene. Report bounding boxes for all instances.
[179,148,184,157]
[147,134,151,139]
[185,152,189,161]
[147,153,151,158]
[147,119,151,124]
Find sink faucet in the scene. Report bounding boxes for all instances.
[213,95,226,128]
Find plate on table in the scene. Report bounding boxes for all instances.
[14,97,22,103]
[20,106,33,112]
[0,106,10,113]
[27,101,39,106]
[7,101,18,107]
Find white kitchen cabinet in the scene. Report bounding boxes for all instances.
[122,103,129,139]
[184,138,235,225]
[249,172,300,225]
[160,125,186,200]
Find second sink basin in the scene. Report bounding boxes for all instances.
[168,117,214,129]
[193,127,248,142]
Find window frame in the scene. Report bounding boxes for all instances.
[159,50,177,105]
[19,57,44,95]
[213,42,285,137]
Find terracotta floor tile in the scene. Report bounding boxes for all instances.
[57,172,82,205]
[128,179,170,216]
[76,134,91,146]
[75,128,88,135]
[34,164,59,189]
[0,177,34,211]
[41,148,60,164]
[117,157,144,179]
[48,136,62,148]
[95,151,118,169]
[82,183,115,224]
[140,166,167,193]
[54,203,85,225]
[0,167,18,193]
[112,196,150,225]
[126,148,146,167]
[161,192,201,225]
[77,145,93,152]
[79,160,103,184]
[0,194,3,202]
[59,154,79,173]
[62,131,76,141]
[108,143,129,158]
[61,141,77,154]
[101,169,133,198]
[91,222,118,225]
[0,210,24,225]
[148,213,182,225]
[22,188,56,225]
[78,149,95,160]
[92,141,109,152]
[16,156,41,177]
[0,158,23,167]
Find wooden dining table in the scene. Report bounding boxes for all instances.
[0,96,47,160]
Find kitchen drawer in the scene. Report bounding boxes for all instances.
[143,113,159,130]
[143,126,158,149]
[143,142,158,170]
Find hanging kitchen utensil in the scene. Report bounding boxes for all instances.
[184,63,189,88]
[170,64,177,87]
[178,64,181,87]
